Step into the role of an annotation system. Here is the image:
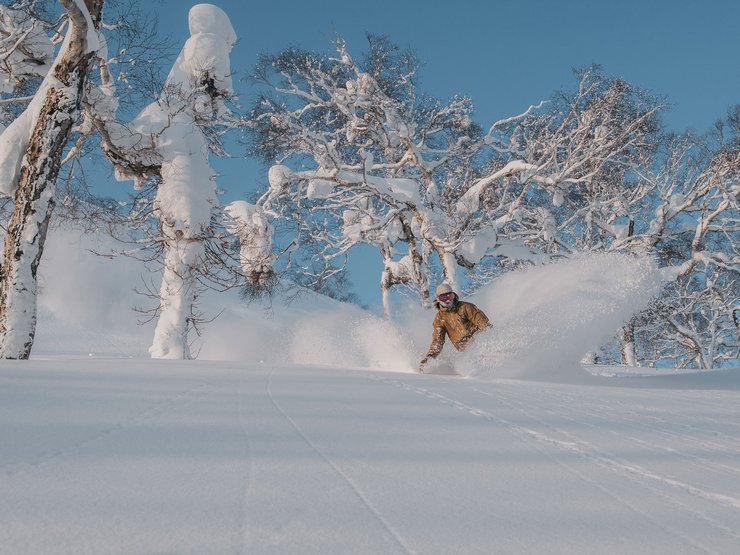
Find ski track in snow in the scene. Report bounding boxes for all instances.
[525,388,740,478]
[265,369,415,555]
[4,361,740,554]
[610,390,740,441]
[368,372,740,552]
[369,375,712,553]
[236,372,255,554]
[1,380,213,478]
[468,386,740,546]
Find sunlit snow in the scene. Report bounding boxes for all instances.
[1,227,739,554]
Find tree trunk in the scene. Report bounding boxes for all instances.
[149,237,203,360]
[0,0,103,359]
[380,267,392,320]
[409,240,431,308]
[620,322,637,366]
[439,249,461,294]
[379,220,431,318]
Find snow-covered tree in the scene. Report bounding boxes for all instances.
[0,2,54,96]
[247,36,553,316]
[564,111,738,368]
[224,199,275,290]
[0,0,103,359]
[632,120,739,369]
[86,3,239,359]
[246,43,669,317]
[463,70,737,368]
[247,38,736,367]
[475,69,664,363]
[463,66,664,275]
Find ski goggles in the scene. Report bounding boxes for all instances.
[437,292,456,302]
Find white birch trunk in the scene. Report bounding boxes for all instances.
[380,268,392,319]
[620,324,637,367]
[0,0,102,359]
[0,184,55,358]
[149,237,204,359]
[440,250,461,294]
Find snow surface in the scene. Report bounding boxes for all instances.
[2,228,740,553]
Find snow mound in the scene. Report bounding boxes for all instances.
[458,253,665,382]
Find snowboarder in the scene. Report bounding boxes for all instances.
[419,283,491,373]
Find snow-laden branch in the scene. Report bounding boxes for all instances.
[0,5,54,93]
[456,160,539,213]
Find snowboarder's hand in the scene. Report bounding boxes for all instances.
[418,357,429,373]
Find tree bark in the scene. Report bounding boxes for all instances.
[0,0,103,359]
[620,322,637,366]
[148,236,202,360]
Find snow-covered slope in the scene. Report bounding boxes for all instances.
[2,359,740,554]
[3,226,738,554]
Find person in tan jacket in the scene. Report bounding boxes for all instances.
[419,283,491,373]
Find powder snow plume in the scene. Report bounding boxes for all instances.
[288,305,418,370]
[199,252,665,376]
[36,228,665,377]
[457,253,665,381]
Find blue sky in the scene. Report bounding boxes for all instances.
[149,0,739,309]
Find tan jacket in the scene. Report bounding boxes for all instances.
[426,300,491,358]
